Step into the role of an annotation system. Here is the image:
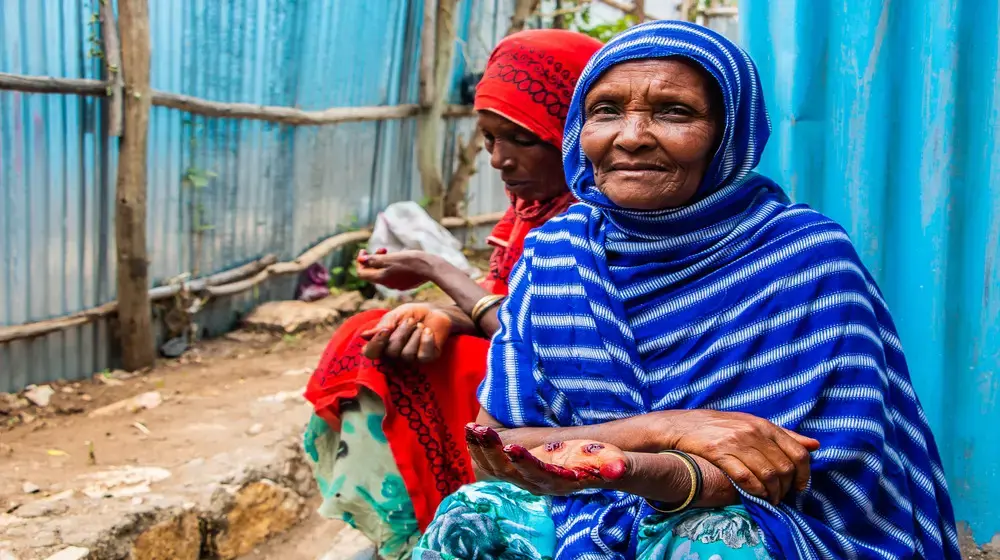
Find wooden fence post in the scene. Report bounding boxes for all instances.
[416,0,459,221]
[115,0,156,370]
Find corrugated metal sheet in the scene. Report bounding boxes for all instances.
[742,0,1000,546]
[0,0,516,391]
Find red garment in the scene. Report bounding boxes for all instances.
[305,310,490,530]
[305,29,601,532]
[481,192,576,295]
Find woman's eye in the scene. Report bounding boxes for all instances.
[513,136,538,147]
[483,133,495,149]
[589,103,618,116]
[661,105,693,117]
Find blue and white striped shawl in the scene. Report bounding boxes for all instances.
[478,20,960,560]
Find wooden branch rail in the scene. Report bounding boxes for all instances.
[0,73,477,125]
[596,0,656,20]
[0,212,504,344]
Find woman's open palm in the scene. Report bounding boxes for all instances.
[466,423,627,496]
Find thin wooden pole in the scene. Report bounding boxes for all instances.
[115,0,156,370]
[419,0,438,107]
[98,0,124,137]
[416,0,459,221]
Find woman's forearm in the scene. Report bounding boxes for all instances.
[480,409,674,453]
[424,256,490,311]
[615,452,738,508]
[424,256,501,338]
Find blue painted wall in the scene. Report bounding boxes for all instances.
[742,0,1000,545]
[0,0,513,390]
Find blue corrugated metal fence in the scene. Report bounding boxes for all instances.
[0,0,512,390]
[743,0,1000,547]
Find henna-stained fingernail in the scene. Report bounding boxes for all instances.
[465,424,484,442]
[423,327,433,338]
[544,442,564,452]
[582,443,605,454]
[375,247,388,254]
[480,427,503,445]
[503,445,527,462]
[478,426,503,445]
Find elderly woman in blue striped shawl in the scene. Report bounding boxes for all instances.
[412,20,961,560]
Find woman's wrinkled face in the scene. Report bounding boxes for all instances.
[478,111,567,201]
[580,58,721,210]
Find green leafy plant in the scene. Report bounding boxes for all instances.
[574,14,637,42]
[329,261,370,292]
[546,0,637,42]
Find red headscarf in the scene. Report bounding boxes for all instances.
[474,29,603,295]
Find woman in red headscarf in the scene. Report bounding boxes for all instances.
[303,29,602,559]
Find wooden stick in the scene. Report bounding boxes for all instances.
[419,0,438,107]
[508,0,542,35]
[444,104,476,118]
[417,0,460,221]
[269,230,374,275]
[440,211,505,229]
[146,254,278,300]
[632,0,646,22]
[98,0,124,137]
[0,303,120,344]
[0,73,474,125]
[0,214,502,343]
[153,91,423,125]
[115,0,156,370]
[680,0,694,22]
[596,0,656,20]
[703,5,738,17]
[0,73,106,96]
[444,128,483,217]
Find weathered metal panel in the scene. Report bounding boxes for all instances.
[0,0,116,389]
[742,0,1000,545]
[0,0,516,391]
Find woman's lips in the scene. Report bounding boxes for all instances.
[608,161,668,172]
[504,180,532,191]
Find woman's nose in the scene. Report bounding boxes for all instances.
[613,113,656,152]
[490,145,516,171]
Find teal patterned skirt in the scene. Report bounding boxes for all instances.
[305,392,772,560]
[413,482,772,560]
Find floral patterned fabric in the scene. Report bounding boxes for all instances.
[304,390,420,559]
[413,482,772,560]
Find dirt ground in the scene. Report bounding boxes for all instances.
[0,326,332,503]
[0,283,462,559]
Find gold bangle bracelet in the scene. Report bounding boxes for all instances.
[471,295,504,324]
[645,451,699,514]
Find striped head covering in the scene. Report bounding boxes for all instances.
[478,20,960,560]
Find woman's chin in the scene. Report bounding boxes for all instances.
[506,186,542,200]
[600,182,698,211]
